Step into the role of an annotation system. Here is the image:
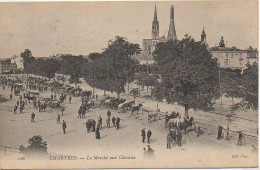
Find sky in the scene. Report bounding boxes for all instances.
[0,0,258,58]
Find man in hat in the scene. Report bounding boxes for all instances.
[166,133,172,149]
[237,131,244,146]
[116,117,120,130]
[147,129,152,144]
[217,126,223,140]
[176,131,182,147]
[57,114,61,124]
[62,120,67,134]
[141,128,146,143]
[31,112,35,123]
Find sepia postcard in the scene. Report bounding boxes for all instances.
[0,0,258,168]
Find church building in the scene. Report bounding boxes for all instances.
[142,5,177,59]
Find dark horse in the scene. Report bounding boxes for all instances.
[131,104,143,115]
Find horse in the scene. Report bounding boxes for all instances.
[118,100,135,113]
[131,104,143,115]
[86,119,93,133]
[148,111,161,122]
[26,95,36,102]
[165,112,179,126]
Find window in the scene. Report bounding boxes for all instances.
[224,59,229,66]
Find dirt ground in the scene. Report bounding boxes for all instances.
[0,80,258,168]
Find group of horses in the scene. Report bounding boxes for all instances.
[100,97,126,109]
[166,112,196,134]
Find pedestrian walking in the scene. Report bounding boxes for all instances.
[116,117,120,130]
[57,114,61,124]
[10,94,13,100]
[62,120,67,134]
[61,107,65,116]
[166,133,172,149]
[31,112,35,123]
[141,128,146,143]
[106,116,110,128]
[147,129,152,143]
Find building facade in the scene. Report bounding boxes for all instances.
[209,46,258,70]
[0,59,18,74]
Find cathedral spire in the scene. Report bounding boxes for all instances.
[201,26,208,47]
[154,4,158,20]
[152,4,159,39]
[167,5,177,41]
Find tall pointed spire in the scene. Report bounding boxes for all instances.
[152,4,159,39]
[167,5,177,41]
[201,26,208,47]
[154,4,158,20]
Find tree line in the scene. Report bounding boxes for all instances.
[20,35,258,117]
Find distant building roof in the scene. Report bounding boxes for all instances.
[209,46,243,52]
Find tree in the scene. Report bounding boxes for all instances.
[21,49,35,73]
[83,36,140,99]
[152,81,165,108]
[153,35,220,118]
[59,54,85,86]
[240,63,258,110]
[19,135,48,157]
[220,69,241,114]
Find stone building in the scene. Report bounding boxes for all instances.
[0,58,17,74]
[209,37,258,70]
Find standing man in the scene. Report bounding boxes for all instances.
[57,114,61,124]
[217,126,223,140]
[92,119,96,132]
[31,112,35,123]
[61,107,65,116]
[14,105,18,114]
[98,116,102,129]
[237,131,245,146]
[112,116,116,127]
[10,93,13,100]
[106,116,110,128]
[166,133,172,149]
[141,128,146,143]
[176,132,182,147]
[107,110,111,117]
[69,96,72,104]
[95,128,100,140]
[116,117,120,130]
[62,120,67,134]
[147,129,152,144]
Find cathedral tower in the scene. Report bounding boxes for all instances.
[201,26,208,46]
[152,4,159,39]
[167,5,177,41]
